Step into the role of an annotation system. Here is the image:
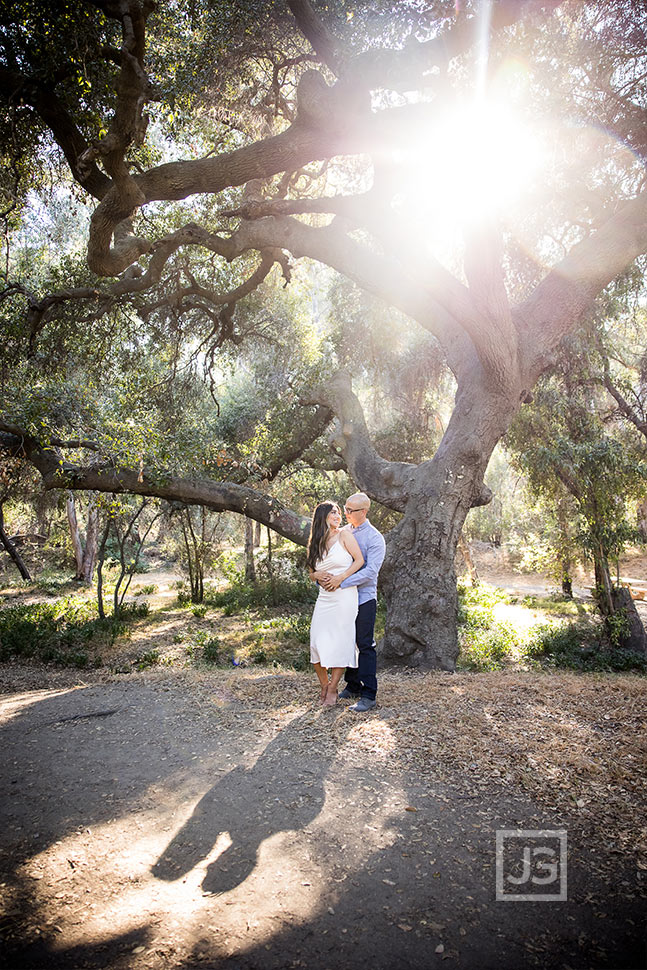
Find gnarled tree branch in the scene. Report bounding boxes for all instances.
[519,189,647,382]
[0,429,311,546]
[303,370,415,511]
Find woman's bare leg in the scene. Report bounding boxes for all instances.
[313,662,329,702]
[323,667,344,707]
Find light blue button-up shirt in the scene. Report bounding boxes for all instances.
[339,519,386,605]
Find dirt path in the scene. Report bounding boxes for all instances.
[1,666,645,970]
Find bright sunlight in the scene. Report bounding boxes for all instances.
[393,94,547,238]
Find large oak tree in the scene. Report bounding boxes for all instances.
[2,0,647,668]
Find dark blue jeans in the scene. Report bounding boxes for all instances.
[345,598,377,700]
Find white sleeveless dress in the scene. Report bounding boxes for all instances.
[310,539,359,668]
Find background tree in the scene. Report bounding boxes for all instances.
[0,453,32,580]
[507,369,647,654]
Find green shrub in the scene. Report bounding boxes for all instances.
[135,649,160,670]
[458,622,519,671]
[203,637,222,664]
[207,574,317,613]
[191,604,207,618]
[135,583,158,596]
[457,582,519,670]
[527,621,647,672]
[280,613,310,644]
[0,595,142,667]
[291,648,311,671]
[520,594,587,616]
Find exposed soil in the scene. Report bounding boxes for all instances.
[2,546,646,969]
[1,665,646,970]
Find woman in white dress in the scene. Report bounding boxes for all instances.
[306,501,364,708]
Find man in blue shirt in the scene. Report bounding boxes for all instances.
[321,492,386,712]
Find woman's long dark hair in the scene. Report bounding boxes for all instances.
[306,501,340,572]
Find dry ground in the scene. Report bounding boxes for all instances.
[0,664,645,970]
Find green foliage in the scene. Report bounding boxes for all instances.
[208,574,317,614]
[456,581,645,672]
[202,636,222,664]
[520,594,590,616]
[135,648,160,670]
[251,612,310,644]
[0,595,139,666]
[208,546,317,613]
[457,582,520,671]
[527,622,646,673]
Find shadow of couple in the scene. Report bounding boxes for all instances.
[151,707,352,894]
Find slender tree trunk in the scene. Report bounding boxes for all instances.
[0,503,31,580]
[66,492,84,579]
[185,508,203,603]
[244,517,256,583]
[380,376,514,669]
[593,546,615,617]
[81,494,99,582]
[556,508,573,599]
[254,520,261,547]
[96,513,111,620]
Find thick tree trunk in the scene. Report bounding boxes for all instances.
[0,504,32,581]
[66,492,85,579]
[380,377,514,669]
[592,546,647,654]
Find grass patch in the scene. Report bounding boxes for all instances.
[519,593,591,617]
[206,576,317,614]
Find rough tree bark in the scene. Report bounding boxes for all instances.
[458,534,480,587]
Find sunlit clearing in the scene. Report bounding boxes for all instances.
[394,97,546,235]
